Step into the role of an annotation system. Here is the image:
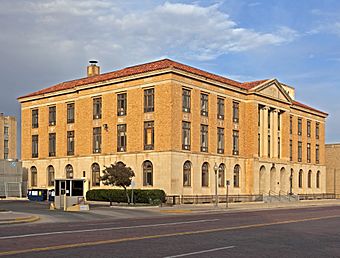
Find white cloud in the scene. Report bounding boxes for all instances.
[0,0,298,65]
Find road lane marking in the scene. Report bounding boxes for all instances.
[164,246,235,258]
[0,219,219,240]
[0,214,339,256]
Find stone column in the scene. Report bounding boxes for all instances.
[262,107,269,158]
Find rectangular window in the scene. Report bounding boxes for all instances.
[49,106,56,126]
[298,118,302,135]
[233,130,239,155]
[278,137,280,158]
[32,135,38,158]
[278,112,281,131]
[316,123,319,139]
[4,126,9,136]
[117,124,127,152]
[290,116,293,134]
[258,133,261,157]
[268,111,271,129]
[268,135,271,158]
[290,140,293,161]
[67,103,75,123]
[182,88,191,112]
[217,98,224,119]
[67,131,75,155]
[258,107,261,127]
[4,140,8,159]
[233,101,239,123]
[200,93,208,116]
[200,125,208,152]
[49,133,56,157]
[182,121,191,150]
[316,144,320,163]
[32,109,39,128]
[117,93,127,116]
[298,141,302,162]
[93,97,102,119]
[217,127,224,153]
[307,143,311,163]
[93,127,101,153]
[144,88,154,112]
[307,120,311,137]
[144,121,154,150]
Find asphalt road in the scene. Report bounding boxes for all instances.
[0,205,340,257]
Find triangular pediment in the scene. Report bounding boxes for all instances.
[250,79,292,103]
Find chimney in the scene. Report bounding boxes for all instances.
[87,60,100,77]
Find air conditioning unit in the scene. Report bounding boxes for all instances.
[118,147,125,152]
[94,149,100,153]
[94,115,100,119]
[233,150,239,155]
[50,121,55,126]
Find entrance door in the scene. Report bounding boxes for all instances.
[59,180,66,208]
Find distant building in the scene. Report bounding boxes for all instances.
[18,59,327,196]
[325,144,340,196]
[0,113,17,160]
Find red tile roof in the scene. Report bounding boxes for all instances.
[18,58,327,116]
[292,100,328,116]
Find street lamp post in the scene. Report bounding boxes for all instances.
[226,180,230,208]
[214,163,219,207]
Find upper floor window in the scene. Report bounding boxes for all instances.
[298,118,302,136]
[67,131,75,156]
[117,124,127,152]
[93,127,101,153]
[217,98,224,119]
[316,123,319,139]
[67,103,75,123]
[117,93,127,116]
[278,112,281,131]
[32,109,39,128]
[200,93,208,116]
[4,140,8,159]
[217,127,224,154]
[233,101,239,123]
[290,116,293,134]
[233,130,239,155]
[144,88,154,112]
[307,143,311,163]
[200,124,208,152]
[49,106,56,126]
[289,140,293,161]
[298,141,302,162]
[307,120,311,137]
[278,137,280,158]
[32,135,38,158]
[93,97,102,119]
[316,144,320,163]
[182,88,191,113]
[4,126,8,136]
[49,133,56,157]
[182,121,191,150]
[144,121,154,150]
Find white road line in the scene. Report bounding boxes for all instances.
[164,246,236,258]
[0,219,219,240]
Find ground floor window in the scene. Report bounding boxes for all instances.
[143,160,153,186]
[183,161,191,186]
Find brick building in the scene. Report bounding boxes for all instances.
[325,144,340,196]
[18,59,327,196]
[0,113,17,160]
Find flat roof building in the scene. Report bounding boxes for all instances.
[18,59,327,196]
[0,113,17,160]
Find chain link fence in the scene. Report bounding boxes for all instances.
[0,160,26,198]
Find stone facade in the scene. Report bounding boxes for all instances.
[18,59,327,196]
[0,113,17,160]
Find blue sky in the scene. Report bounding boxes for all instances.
[1,0,340,153]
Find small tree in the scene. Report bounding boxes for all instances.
[100,162,135,205]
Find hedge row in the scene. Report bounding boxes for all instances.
[86,189,166,204]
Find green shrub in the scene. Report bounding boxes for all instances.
[86,189,166,204]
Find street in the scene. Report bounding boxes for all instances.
[0,205,340,257]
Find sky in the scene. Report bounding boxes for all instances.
[1,0,340,156]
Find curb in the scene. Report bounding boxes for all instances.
[0,216,40,225]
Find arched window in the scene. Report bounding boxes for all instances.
[47,165,55,187]
[183,161,191,187]
[92,163,100,187]
[316,171,320,188]
[234,165,240,188]
[143,161,153,186]
[308,170,312,188]
[65,164,73,179]
[202,162,209,187]
[218,164,225,187]
[298,169,303,188]
[31,166,37,187]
